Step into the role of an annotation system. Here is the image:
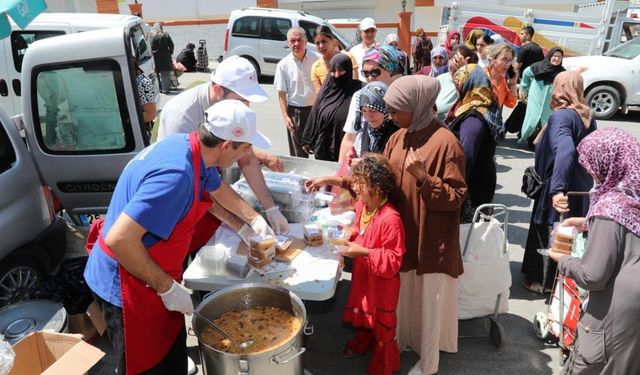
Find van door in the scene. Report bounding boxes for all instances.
[2,26,70,116]
[258,16,292,76]
[20,28,148,215]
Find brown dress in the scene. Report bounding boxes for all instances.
[383,121,467,374]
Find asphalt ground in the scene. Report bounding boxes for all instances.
[79,67,640,375]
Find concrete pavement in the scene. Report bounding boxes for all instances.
[86,69,640,374]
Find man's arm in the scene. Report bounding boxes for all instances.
[104,213,173,294]
[210,181,260,224]
[236,149,277,210]
[278,91,294,134]
[253,150,284,172]
[207,199,248,232]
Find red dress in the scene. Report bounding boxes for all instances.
[342,201,406,375]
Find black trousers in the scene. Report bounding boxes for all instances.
[96,295,188,374]
[286,105,311,158]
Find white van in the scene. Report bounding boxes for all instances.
[222,7,353,76]
[0,13,154,116]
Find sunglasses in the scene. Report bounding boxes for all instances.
[361,68,382,78]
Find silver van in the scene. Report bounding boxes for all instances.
[0,13,154,117]
[0,27,151,306]
[222,7,353,76]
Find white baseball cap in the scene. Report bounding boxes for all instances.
[211,56,269,102]
[204,100,271,150]
[359,18,377,31]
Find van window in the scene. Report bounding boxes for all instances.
[259,17,291,41]
[232,16,260,38]
[33,60,135,154]
[129,24,152,65]
[0,124,17,174]
[10,31,66,73]
[299,20,319,43]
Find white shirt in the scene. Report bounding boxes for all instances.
[349,41,378,82]
[157,82,210,140]
[273,49,319,107]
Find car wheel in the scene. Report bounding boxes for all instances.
[0,259,44,308]
[242,56,261,77]
[586,85,620,120]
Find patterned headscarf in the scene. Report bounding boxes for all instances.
[578,128,640,237]
[384,75,440,133]
[363,45,402,75]
[360,81,389,118]
[452,63,504,141]
[551,71,593,129]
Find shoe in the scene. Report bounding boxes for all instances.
[523,281,544,294]
[341,345,359,358]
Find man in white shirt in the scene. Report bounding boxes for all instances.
[274,27,319,158]
[350,18,379,82]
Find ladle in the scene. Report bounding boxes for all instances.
[193,310,254,349]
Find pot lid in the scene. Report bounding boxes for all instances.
[0,300,67,344]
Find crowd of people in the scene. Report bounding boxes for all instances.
[83,18,640,375]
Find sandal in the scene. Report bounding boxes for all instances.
[341,345,359,359]
[523,281,545,294]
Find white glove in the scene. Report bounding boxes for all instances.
[158,280,193,315]
[250,215,275,237]
[265,206,289,235]
[238,224,258,246]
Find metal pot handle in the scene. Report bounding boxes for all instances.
[303,322,314,336]
[271,346,306,365]
[187,327,196,337]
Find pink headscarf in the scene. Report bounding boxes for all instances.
[577,128,640,236]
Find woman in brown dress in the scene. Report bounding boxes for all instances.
[383,75,467,374]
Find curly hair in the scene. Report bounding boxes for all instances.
[350,153,397,199]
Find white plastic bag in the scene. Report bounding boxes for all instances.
[0,335,15,375]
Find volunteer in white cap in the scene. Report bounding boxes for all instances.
[158,55,290,243]
[350,17,379,82]
[84,99,270,374]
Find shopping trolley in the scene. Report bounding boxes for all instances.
[458,204,510,348]
[196,39,209,72]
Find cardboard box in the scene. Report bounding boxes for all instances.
[67,301,107,342]
[10,331,104,375]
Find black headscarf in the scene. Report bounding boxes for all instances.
[530,47,565,84]
[302,53,362,161]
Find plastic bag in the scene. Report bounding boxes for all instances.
[329,162,355,214]
[0,336,15,375]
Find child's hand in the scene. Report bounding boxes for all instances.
[339,241,369,258]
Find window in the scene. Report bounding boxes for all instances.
[11,31,65,72]
[621,22,640,43]
[259,17,291,41]
[0,123,17,174]
[299,21,319,43]
[129,24,152,65]
[33,60,134,154]
[232,16,260,38]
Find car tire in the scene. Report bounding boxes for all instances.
[586,85,620,120]
[242,56,261,78]
[0,257,44,308]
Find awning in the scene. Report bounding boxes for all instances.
[0,0,48,39]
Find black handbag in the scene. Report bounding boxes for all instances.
[521,166,547,200]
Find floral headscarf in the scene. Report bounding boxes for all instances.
[578,128,640,237]
[363,45,402,75]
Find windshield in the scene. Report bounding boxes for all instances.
[604,38,640,59]
[324,22,354,50]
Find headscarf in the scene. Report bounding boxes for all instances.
[577,128,640,237]
[451,63,504,141]
[429,46,449,77]
[490,34,506,45]
[465,29,485,51]
[530,47,565,84]
[385,33,399,45]
[384,75,440,133]
[412,33,433,73]
[359,82,398,153]
[550,71,593,129]
[302,54,362,160]
[444,31,461,53]
[363,45,402,76]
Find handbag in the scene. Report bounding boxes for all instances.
[521,166,547,200]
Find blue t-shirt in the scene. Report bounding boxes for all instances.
[84,134,221,307]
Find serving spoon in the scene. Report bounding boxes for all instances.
[193,310,254,350]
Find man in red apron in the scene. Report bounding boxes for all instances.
[84,100,271,374]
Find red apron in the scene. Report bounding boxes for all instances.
[88,132,213,374]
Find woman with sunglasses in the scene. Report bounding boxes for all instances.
[301,53,362,161]
[310,25,358,94]
[338,45,404,165]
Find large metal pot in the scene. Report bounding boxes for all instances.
[0,300,68,344]
[193,283,307,375]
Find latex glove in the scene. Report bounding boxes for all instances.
[158,280,193,315]
[250,215,275,237]
[238,224,257,246]
[265,206,288,235]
